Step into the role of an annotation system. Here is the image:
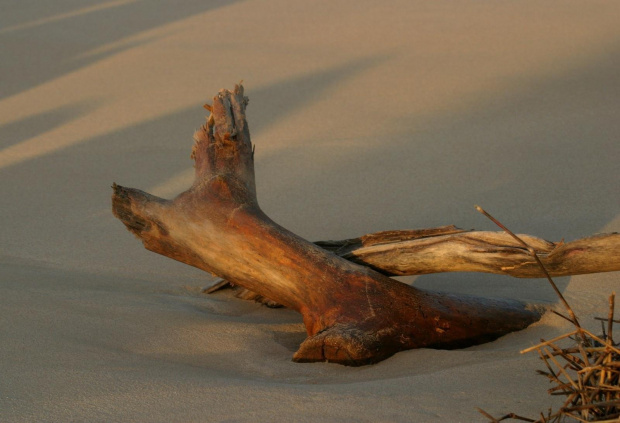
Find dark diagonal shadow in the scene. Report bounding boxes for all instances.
[1,0,115,28]
[119,55,390,197]
[0,0,244,101]
[0,101,98,149]
[260,44,620,242]
[0,55,387,280]
[253,45,620,302]
[247,55,390,135]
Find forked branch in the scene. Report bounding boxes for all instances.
[111,84,618,366]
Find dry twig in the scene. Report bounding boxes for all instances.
[476,208,619,423]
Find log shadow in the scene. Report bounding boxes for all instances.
[406,273,568,304]
[272,328,308,353]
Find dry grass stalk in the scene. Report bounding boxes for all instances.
[476,207,619,422]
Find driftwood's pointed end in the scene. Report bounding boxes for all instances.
[111,183,169,240]
[111,183,150,238]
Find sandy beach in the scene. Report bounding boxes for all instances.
[1,1,619,421]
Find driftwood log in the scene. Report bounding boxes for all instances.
[112,84,620,366]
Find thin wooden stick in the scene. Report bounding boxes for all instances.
[607,293,615,345]
[550,310,575,325]
[594,317,620,324]
[547,346,584,370]
[578,343,592,369]
[521,331,579,354]
[562,399,620,412]
[544,347,579,390]
[579,329,620,355]
[476,408,501,422]
[475,206,581,329]
[476,408,537,422]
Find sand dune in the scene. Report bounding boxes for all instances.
[1,1,619,421]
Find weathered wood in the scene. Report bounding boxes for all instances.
[112,84,550,365]
[319,229,620,278]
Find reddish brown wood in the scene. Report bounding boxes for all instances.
[112,85,547,365]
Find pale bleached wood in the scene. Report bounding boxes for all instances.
[318,229,620,278]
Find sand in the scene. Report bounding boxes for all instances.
[1,1,619,421]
